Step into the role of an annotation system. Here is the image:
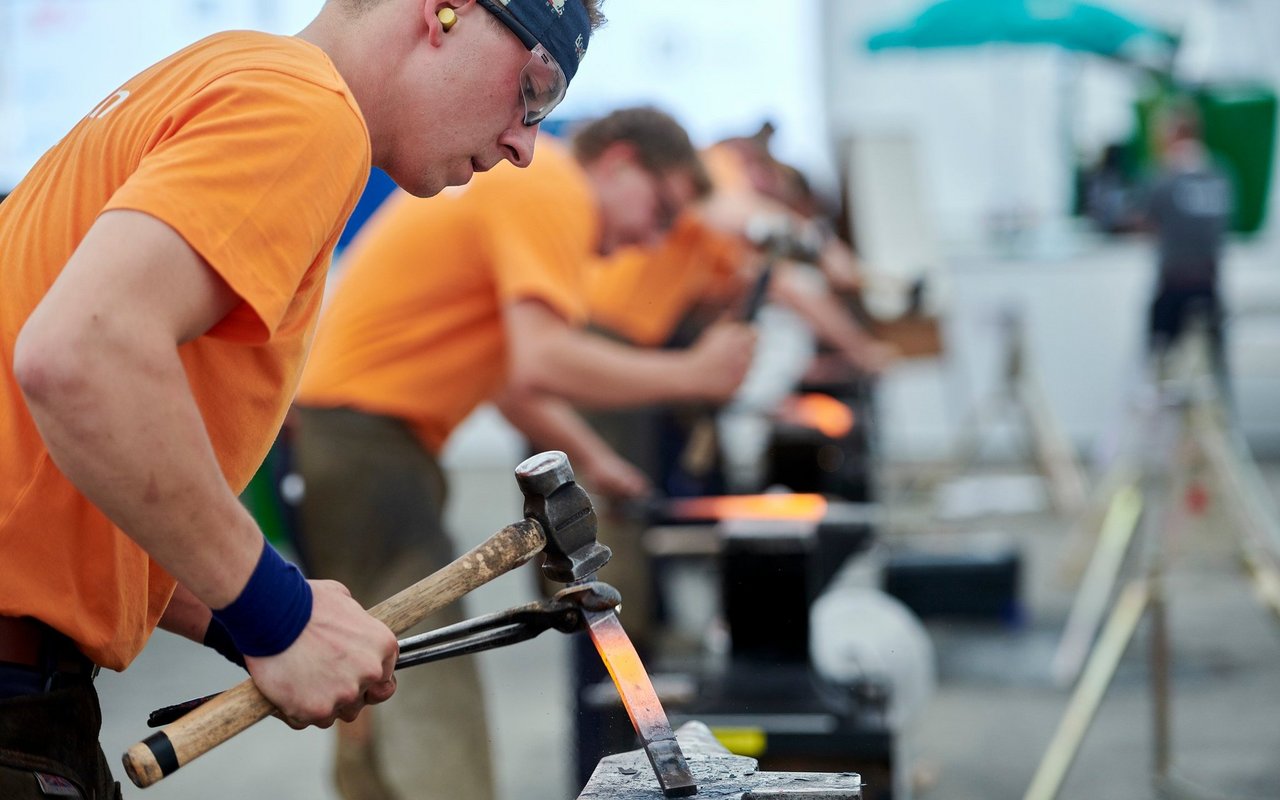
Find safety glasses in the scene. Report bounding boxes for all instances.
[476,0,569,126]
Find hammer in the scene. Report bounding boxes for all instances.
[122,450,610,788]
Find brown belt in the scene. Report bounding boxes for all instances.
[0,616,97,677]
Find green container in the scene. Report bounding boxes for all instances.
[239,441,294,554]
[1133,84,1277,234]
[1199,85,1277,233]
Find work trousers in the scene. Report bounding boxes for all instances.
[576,405,663,647]
[291,406,494,800]
[0,682,121,800]
[1148,284,1228,399]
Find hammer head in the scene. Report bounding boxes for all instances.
[515,451,612,583]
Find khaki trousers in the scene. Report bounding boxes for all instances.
[292,407,494,800]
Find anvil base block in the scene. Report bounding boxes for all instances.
[578,721,862,800]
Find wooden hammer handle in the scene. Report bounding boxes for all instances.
[122,518,547,788]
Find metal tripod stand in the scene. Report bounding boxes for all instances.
[1026,328,1280,800]
[954,307,1088,515]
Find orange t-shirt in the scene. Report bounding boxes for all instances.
[298,140,598,453]
[0,31,370,669]
[588,212,746,346]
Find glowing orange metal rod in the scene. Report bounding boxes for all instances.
[584,608,697,797]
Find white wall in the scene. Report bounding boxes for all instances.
[553,0,835,194]
[1,0,834,194]
[0,0,319,189]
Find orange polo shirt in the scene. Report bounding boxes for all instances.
[298,140,598,453]
[0,31,369,669]
[589,144,754,346]
[587,212,746,346]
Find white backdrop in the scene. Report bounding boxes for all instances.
[0,0,832,192]
[0,0,317,189]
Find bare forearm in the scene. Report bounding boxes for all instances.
[13,210,397,725]
[520,329,702,408]
[493,386,650,499]
[158,583,214,643]
[494,387,622,469]
[505,301,753,410]
[771,267,876,358]
[17,328,262,609]
[818,236,864,292]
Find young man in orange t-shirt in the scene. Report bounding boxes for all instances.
[291,107,756,800]
[0,0,604,795]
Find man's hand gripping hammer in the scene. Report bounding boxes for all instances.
[122,450,609,788]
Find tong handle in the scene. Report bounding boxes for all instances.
[146,602,585,728]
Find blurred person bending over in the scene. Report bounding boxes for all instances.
[697,133,896,374]
[582,152,896,623]
[590,135,896,409]
[291,106,754,800]
[0,0,601,796]
[701,125,868,296]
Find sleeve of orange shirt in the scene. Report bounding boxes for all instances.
[477,155,595,326]
[699,218,751,303]
[105,70,370,344]
[587,213,751,346]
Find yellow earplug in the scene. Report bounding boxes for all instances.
[437,7,457,31]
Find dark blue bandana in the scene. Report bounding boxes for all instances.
[497,0,592,83]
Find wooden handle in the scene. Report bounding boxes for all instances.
[123,518,547,788]
[367,518,546,631]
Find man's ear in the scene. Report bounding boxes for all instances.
[426,0,467,45]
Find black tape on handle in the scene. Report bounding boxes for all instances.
[142,731,180,777]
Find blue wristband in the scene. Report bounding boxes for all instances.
[202,617,247,669]
[212,541,313,658]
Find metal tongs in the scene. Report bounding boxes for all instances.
[147,581,621,728]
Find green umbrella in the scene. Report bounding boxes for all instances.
[866,0,1176,65]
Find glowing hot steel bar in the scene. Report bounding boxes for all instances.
[664,493,828,523]
[584,607,698,797]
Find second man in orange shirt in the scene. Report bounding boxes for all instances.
[292,107,755,800]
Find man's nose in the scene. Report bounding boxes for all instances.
[500,122,539,168]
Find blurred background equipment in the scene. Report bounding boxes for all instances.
[1028,323,1280,800]
[574,492,930,800]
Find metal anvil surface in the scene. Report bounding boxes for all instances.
[577,721,863,800]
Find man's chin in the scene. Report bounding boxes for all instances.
[418,167,477,196]
[396,175,445,199]
[380,163,446,198]
[453,161,477,187]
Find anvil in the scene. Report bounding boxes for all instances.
[578,721,863,800]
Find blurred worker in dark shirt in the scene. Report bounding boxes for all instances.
[1143,101,1233,393]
